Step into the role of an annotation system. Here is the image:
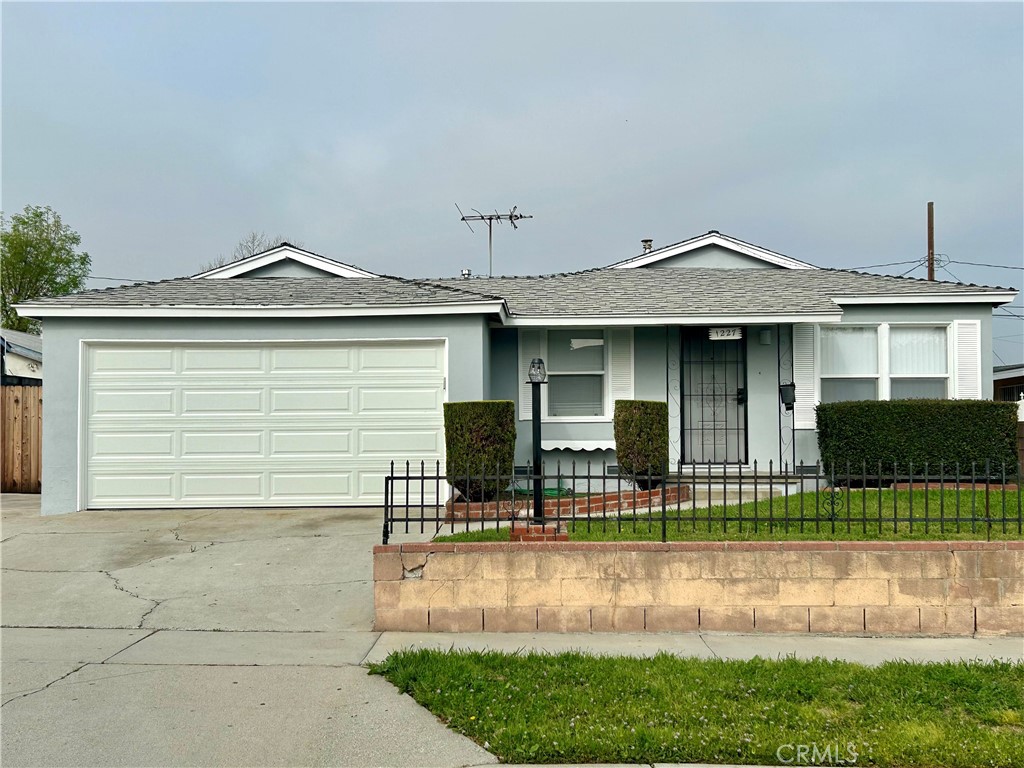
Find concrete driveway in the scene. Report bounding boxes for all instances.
[1,494,494,768]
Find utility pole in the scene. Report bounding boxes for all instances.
[927,201,935,281]
[455,205,533,277]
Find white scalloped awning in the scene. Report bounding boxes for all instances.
[541,440,614,451]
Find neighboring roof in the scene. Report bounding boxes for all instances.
[1,327,42,361]
[192,243,378,279]
[607,231,819,271]
[994,364,1024,380]
[19,268,1014,325]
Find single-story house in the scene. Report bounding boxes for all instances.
[1,327,43,385]
[17,233,1017,514]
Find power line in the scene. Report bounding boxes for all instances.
[939,265,964,284]
[949,259,1024,271]
[847,259,922,270]
[88,275,147,282]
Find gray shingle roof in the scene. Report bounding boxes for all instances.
[424,268,1013,317]
[18,268,1013,318]
[22,276,500,308]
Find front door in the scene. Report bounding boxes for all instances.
[681,328,748,463]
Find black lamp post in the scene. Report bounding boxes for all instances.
[528,357,547,525]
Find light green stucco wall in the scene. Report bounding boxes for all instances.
[643,244,779,270]
[239,261,345,277]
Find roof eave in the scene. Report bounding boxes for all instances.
[14,300,509,320]
[834,292,1018,305]
[502,312,844,327]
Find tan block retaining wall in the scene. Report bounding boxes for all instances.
[373,541,1023,636]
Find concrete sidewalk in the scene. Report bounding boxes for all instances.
[366,629,1023,666]
[4,626,1020,767]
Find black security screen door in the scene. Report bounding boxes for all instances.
[681,328,748,463]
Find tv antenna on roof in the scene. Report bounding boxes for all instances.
[455,204,533,277]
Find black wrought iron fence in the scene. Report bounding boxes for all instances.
[382,459,1023,544]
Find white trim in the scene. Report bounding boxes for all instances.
[17,301,509,319]
[834,293,1017,305]
[77,339,86,512]
[608,232,818,271]
[506,313,844,327]
[192,245,378,279]
[541,440,614,451]
[877,322,890,401]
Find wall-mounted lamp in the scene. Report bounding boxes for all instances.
[779,381,796,412]
[759,329,773,346]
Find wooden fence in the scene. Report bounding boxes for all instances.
[2,386,42,493]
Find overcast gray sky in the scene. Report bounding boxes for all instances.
[3,2,1021,361]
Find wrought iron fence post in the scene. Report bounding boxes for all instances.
[382,473,391,545]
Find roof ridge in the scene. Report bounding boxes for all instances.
[402,276,507,302]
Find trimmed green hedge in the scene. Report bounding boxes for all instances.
[444,401,516,501]
[816,399,1019,474]
[614,400,669,489]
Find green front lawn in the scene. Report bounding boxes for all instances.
[369,650,1024,767]
[435,489,1022,542]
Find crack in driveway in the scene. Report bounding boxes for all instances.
[103,571,163,629]
[1,662,92,708]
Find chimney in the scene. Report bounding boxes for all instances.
[641,238,653,254]
[460,268,472,279]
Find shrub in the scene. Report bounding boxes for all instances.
[816,399,1019,476]
[444,401,516,501]
[614,400,669,489]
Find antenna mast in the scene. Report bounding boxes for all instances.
[455,204,533,276]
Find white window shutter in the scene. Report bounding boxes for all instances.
[519,330,542,420]
[608,328,634,407]
[793,324,816,428]
[954,320,982,399]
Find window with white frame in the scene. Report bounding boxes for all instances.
[818,324,950,403]
[819,326,879,403]
[545,329,606,417]
[889,326,948,399]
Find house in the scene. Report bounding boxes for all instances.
[17,234,1017,514]
[994,363,1024,403]
[1,327,43,386]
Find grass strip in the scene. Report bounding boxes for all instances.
[435,489,1022,542]
[369,650,1023,766]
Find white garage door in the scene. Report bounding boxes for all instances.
[84,341,445,508]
